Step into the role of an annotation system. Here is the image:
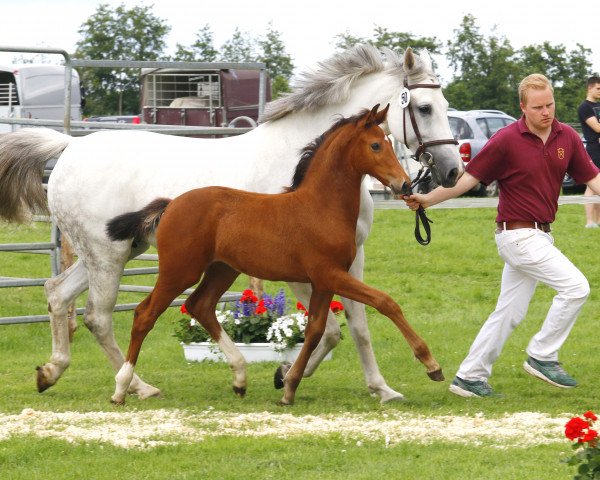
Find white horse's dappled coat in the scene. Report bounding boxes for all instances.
[0,45,462,402]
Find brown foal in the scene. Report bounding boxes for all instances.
[106,104,444,405]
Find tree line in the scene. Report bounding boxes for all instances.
[74,4,596,123]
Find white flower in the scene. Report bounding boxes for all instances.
[189,318,198,327]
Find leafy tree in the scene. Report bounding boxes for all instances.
[219,27,257,62]
[75,3,170,115]
[173,24,218,62]
[444,14,594,123]
[445,14,518,116]
[257,22,294,98]
[516,42,593,123]
[335,26,441,54]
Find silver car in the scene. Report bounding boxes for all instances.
[448,109,517,196]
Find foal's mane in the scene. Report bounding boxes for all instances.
[285,109,369,192]
[261,44,427,123]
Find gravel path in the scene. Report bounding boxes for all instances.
[0,408,570,449]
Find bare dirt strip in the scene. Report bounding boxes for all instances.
[0,408,570,449]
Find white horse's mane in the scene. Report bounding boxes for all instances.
[260,44,429,123]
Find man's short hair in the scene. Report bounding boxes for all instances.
[518,74,553,104]
[587,76,600,89]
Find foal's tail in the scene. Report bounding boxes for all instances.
[106,198,171,244]
[0,128,71,222]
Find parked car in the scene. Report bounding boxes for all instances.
[414,109,517,196]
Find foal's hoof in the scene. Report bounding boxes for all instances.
[35,366,54,393]
[274,362,292,390]
[233,385,246,398]
[427,369,445,382]
[110,396,126,406]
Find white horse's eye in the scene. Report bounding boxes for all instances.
[418,105,432,115]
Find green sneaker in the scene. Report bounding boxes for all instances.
[523,356,577,388]
[449,376,499,398]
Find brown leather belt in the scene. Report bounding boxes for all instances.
[496,221,551,233]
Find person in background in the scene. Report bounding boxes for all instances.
[404,74,600,398]
[579,76,600,227]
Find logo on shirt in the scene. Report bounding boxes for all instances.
[557,147,565,160]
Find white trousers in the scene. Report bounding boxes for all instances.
[457,228,590,382]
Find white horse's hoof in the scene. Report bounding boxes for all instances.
[132,384,162,400]
[111,394,126,405]
[369,386,406,404]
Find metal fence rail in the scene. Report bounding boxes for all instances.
[0,46,260,325]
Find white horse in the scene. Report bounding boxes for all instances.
[0,45,462,403]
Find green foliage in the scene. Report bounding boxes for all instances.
[75,3,170,116]
[173,24,217,62]
[444,14,594,121]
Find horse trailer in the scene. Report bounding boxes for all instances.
[0,64,82,133]
[140,68,271,129]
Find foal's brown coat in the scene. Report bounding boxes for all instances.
[107,105,444,405]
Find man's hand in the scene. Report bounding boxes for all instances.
[402,193,428,210]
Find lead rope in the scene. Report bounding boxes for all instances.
[409,167,433,245]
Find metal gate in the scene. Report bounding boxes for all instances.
[0,46,266,325]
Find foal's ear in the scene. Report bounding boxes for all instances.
[364,104,380,127]
[373,103,390,125]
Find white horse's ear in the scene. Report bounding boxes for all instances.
[403,47,415,71]
[419,49,433,72]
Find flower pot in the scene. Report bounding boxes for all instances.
[181,342,332,363]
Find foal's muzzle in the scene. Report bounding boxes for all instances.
[390,180,411,196]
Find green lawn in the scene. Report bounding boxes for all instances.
[0,205,597,479]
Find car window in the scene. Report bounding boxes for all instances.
[448,117,474,140]
[476,117,508,139]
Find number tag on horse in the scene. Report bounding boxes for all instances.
[399,88,411,108]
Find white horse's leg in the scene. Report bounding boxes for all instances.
[342,246,404,403]
[83,250,160,400]
[37,259,89,392]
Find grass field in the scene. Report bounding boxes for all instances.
[1,205,598,479]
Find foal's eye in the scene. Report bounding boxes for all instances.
[418,105,432,115]
[371,142,381,152]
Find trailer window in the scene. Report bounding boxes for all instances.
[0,71,19,105]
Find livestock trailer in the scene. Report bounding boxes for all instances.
[140,68,271,128]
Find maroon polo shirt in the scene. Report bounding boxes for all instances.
[465,116,599,223]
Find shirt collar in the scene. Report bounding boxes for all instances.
[518,115,562,136]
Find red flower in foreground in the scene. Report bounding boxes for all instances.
[255,299,267,315]
[297,302,307,312]
[565,417,590,441]
[241,289,258,304]
[330,301,344,314]
[180,304,189,315]
[584,411,598,422]
[582,429,599,444]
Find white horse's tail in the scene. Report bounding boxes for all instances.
[106,198,171,244]
[0,128,71,222]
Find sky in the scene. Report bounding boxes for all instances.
[0,0,597,85]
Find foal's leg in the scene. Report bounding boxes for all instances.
[340,247,405,402]
[111,276,195,405]
[185,263,248,397]
[280,290,333,405]
[287,282,341,371]
[319,270,444,382]
[37,259,89,392]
